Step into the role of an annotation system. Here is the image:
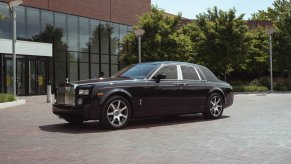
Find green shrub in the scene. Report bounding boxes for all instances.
[250,76,269,87]
[274,85,288,91]
[0,93,16,103]
[0,94,7,103]
[287,81,291,90]
[231,81,249,86]
[249,79,260,86]
[7,94,16,102]
[233,85,269,92]
[273,78,290,91]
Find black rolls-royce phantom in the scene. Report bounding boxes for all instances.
[53,61,233,129]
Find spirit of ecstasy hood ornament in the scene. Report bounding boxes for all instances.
[66,78,69,83]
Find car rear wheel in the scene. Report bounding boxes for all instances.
[100,96,131,129]
[203,93,224,119]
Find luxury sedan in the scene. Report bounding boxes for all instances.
[53,61,233,129]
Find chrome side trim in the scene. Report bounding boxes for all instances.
[177,65,183,80]
[196,66,207,81]
[194,67,202,80]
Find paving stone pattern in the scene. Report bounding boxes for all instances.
[0,94,291,164]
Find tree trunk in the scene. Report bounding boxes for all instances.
[224,71,227,82]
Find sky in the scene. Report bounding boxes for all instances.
[151,0,275,19]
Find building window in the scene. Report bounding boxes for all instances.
[100,21,109,55]
[0,4,132,91]
[41,10,53,31]
[68,15,79,52]
[80,52,89,80]
[90,19,100,54]
[111,64,119,75]
[54,61,66,86]
[101,64,109,77]
[16,6,26,40]
[27,7,40,40]
[79,17,89,52]
[54,12,67,46]
[54,50,66,62]
[91,63,99,78]
[111,23,120,55]
[80,62,89,80]
[0,2,11,39]
[68,62,78,81]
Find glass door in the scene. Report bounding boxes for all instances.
[28,58,47,95]
[37,60,47,94]
[28,60,37,94]
[4,56,26,95]
[17,59,26,95]
[3,56,48,95]
[4,59,13,94]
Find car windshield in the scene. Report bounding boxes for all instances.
[112,63,158,79]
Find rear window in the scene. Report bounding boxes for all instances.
[198,65,220,82]
[181,66,200,80]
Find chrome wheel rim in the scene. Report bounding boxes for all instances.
[107,100,128,127]
[210,96,223,117]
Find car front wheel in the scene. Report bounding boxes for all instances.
[100,96,131,129]
[203,93,224,119]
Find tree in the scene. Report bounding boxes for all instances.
[120,6,193,65]
[252,0,290,22]
[246,27,269,76]
[252,0,291,76]
[182,7,250,81]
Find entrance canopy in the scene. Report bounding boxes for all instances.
[0,38,52,57]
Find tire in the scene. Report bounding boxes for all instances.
[100,96,131,129]
[203,93,224,119]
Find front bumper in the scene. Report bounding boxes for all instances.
[224,91,234,109]
[52,100,101,120]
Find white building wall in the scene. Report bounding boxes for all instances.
[0,38,52,57]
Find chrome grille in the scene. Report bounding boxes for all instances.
[56,84,75,106]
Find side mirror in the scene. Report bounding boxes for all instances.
[153,74,166,83]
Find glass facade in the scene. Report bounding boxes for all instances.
[0,3,10,39]
[0,2,132,93]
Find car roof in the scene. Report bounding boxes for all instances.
[139,61,200,67]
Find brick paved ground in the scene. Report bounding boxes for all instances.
[0,93,291,164]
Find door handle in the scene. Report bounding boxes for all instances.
[173,83,189,86]
[180,83,189,86]
[173,83,180,86]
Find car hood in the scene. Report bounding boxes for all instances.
[71,77,134,85]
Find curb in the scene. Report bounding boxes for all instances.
[0,99,26,109]
[234,91,291,95]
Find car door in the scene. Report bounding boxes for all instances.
[140,64,185,116]
[179,65,208,113]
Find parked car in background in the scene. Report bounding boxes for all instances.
[53,61,234,129]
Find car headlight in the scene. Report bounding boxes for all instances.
[78,89,90,95]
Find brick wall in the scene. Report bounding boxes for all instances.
[1,0,151,25]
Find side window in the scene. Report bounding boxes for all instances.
[181,66,200,80]
[153,65,178,80]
